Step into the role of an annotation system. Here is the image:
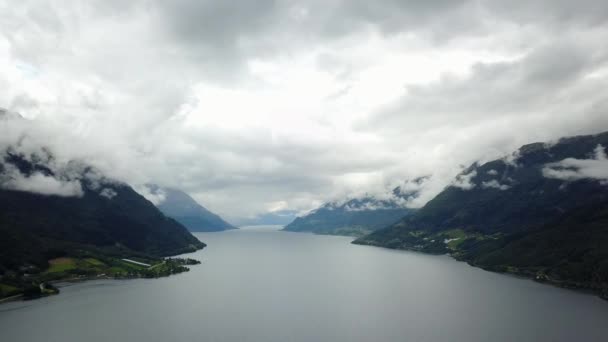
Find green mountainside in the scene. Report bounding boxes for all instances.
[355,132,608,299]
[0,151,205,299]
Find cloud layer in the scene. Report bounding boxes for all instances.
[1,1,608,221]
[543,144,608,182]
[1,167,84,197]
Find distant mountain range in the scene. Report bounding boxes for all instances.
[283,191,415,236]
[355,131,608,299]
[146,185,236,232]
[235,210,298,227]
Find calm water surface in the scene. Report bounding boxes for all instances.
[1,225,608,342]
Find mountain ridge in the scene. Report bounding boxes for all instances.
[0,148,205,299]
[148,185,236,232]
[283,193,414,236]
[354,131,608,299]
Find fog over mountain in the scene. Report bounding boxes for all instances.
[354,132,608,298]
[234,210,299,227]
[1,0,608,222]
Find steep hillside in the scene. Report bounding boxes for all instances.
[0,150,205,298]
[355,132,608,298]
[149,185,235,232]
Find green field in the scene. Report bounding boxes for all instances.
[84,258,105,266]
[1,255,199,300]
[0,283,20,297]
[46,257,78,273]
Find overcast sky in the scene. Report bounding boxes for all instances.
[1,0,608,222]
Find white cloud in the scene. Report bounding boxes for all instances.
[1,1,608,221]
[543,144,608,182]
[1,167,84,197]
[99,188,117,199]
[451,170,477,190]
[481,179,511,190]
[344,202,390,211]
[134,185,166,206]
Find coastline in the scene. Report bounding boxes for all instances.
[0,257,201,304]
[352,240,608,301]
[0,294,24,304]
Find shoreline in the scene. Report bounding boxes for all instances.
[0,257,201,304]
[352,240,608,302]
[0,294,24,304]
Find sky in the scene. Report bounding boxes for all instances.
[1,0,608,223]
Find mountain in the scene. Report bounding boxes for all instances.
[234,210,298,227]
[0,148,206,298]
[354,132,608,299]
[283,193,414,236]
[148,185,236,232]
